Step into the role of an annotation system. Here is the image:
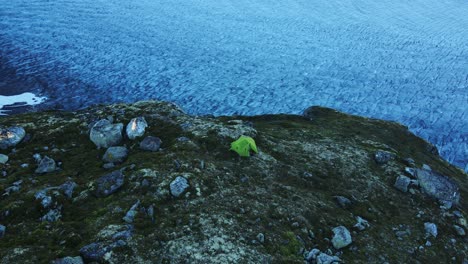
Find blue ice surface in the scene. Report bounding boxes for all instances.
[0,0,467,172]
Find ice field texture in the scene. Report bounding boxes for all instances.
[0,0,467,171]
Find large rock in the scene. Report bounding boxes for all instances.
[331,226,352,249]
[0,126,26,149]
[170,176,189,197]
[35,156,57,174]
[102,146,128,164]
[140,136,162,152]
[90,120,123,148]
[374,150,394,164]
[416,169,460,208]
[394,175,411,192]
[95,170,125,197]
[126,117,148,140]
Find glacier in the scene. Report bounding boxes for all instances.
[0,0,467,172]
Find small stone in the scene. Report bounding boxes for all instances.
[35,156,57,174]
[334,196,352,209]
[41,208,62,222]
[33,153,42,163]
[20,163,29,168]
[170,176,189,197]
[0,126,26,149]
[123,200,140,223]
[53,256,84,264]
[0,154,8,164]
[422,164,432,171]
[354,216,370,231]
[425,241,432,247]
[0,224,5,238]
[102,146,128,164]
[126,117,148,140]
[453,225,466,236]
[139,136,162,152]
[331,226,352,249]
[306,248,321,261]
[60,181,77,199]
[256,233,265,244]
[95,170,125,197]
[79,242,109,262]
[316,252,341,264]
[394,175,411,192]
[90,120,123,149]
[424,222,438,238]
[374,150,394,164]
[405,167,416,177]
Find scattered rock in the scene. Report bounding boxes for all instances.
[35,156,57,174]
[416,169,460,208]
[453,225,465,236]
[0,224,5,238]
[79,242,109,262]
[60,181,77,199]
[139,136,162,152]
[95,170,125,197]
[256,233,265,244]
[90,120,123,148]
[306,248,321,261]
[422,164,432,171]
[41,208,62,222]
[331,226,352,249]
[103,163,115,169]
[0,154,8,164]
[170,176,189,197]
[103,146,128,164]
[53,256,84,264]
[334,196,352,209]
[33,153,42,163]
[394,175,411,192]
[316,252,341,264]
[374,150,394,164]
[126,117,148,140]
[354,216,370,231]
[403,158,415,166]
[424,222,438,238]
[0,126,26,149]
[123,200,140,223]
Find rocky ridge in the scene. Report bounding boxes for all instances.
[0,100,466,263]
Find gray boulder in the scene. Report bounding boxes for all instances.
[140,136,162,152]
[123,200,140,223]
[103,146,128,164]
[424,222,438,238]
[453,225,465,236]
[316,253,341,264]
[95,170,125,197]
[0,126,26,149]
[170,176,189,197]
[53,256,84,264]
[35,156,57,174]
[416,169,460,208]
[90,120,123,148]
[394,175,411,192]
[331,226,352,249]
[126,117,148,140]
[334,196,352,209]
[60,181,77,199]
[374,150,394,164]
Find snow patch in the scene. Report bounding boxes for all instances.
[0,93,47,115]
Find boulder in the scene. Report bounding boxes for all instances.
[416,169,460,208]
[140,136,162,152]
[60,181,78,199]
[424,222,438,238]
[170,176,189,197]
[103,146,128,164]
[35,156,57,174]
[95,170,125,197]
[90,120,123,148]
[331,226,352,249]
[0,126,26,149]
[126,117,148,140]
[374,150,394,164]
[394,175,411,192]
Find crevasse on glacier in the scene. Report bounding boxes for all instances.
[0,0,467,171]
